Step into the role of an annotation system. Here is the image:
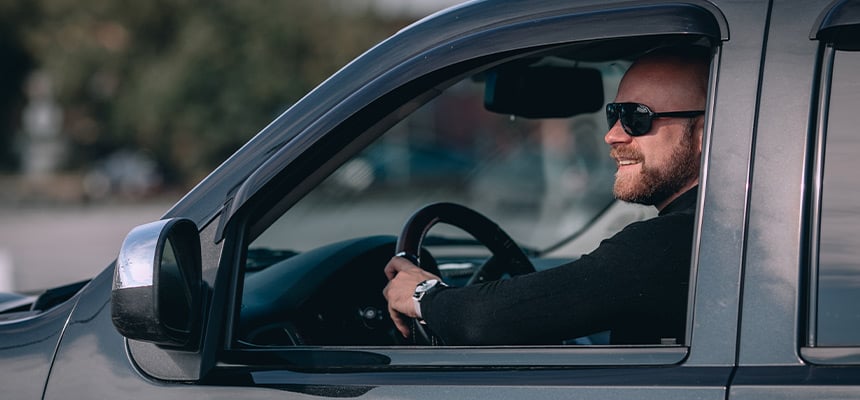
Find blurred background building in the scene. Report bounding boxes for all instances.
[0,0,463,292]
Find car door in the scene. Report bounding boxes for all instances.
[730,0,860,398]
[42,1,771,399]
[211,1,744,399]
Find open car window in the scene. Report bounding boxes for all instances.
[252,60,630,259]
[234,42,698,349]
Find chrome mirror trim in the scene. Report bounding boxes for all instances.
[114,220,169,290]
[111,218,203,350]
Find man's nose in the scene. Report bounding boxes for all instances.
[604,120,633,145]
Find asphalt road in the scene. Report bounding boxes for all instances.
[0,200,176,293]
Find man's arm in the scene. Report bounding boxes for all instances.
[397,213,694,345]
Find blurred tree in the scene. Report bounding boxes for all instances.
[0,1,36,171]
[8,0,401,187]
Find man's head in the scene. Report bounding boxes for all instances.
[604,47,710,210]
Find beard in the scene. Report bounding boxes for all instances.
[611,122,700,206]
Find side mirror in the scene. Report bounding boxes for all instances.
[484,63,604,119]
[111,218,204,350]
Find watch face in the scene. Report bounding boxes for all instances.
[414,279,439,299]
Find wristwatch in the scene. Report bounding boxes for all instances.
[412,279,447,322]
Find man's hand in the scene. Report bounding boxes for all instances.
[382,256,441,338]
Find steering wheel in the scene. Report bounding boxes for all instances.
[394,202,535,344]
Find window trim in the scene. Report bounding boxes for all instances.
[801,347,860,365]
[223,346,688,369]
[218,4,727,373]
[812,0,860,50]
[804,43,860,364]
[224,41,717,368]
[806,43,835,348]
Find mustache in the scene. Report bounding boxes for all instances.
[610,146,643,161]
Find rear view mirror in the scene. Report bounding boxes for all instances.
[111,218,204,350]
[484,63,604,118]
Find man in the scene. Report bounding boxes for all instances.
[383,47,708,345]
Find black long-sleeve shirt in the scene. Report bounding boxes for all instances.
[420,187,697,345]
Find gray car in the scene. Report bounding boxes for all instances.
[2,0,860,398]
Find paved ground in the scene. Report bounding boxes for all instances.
[0,199,177,293]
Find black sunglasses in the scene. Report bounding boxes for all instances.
[606,102,704,136]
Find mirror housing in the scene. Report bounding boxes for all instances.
[484,63,604,119]
[111,218,204,350]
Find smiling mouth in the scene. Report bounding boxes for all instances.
[610,147,642,168]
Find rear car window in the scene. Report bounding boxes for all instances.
[817,49,860,346]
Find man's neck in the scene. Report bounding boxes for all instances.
[656,180,699,212]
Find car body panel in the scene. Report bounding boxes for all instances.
[684,0,771,367]
[0,295,76,399]
[2,0,860,398]
[740,0,823,367]
[729,0,860,397]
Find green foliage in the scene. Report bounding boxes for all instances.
[11,0,400,184]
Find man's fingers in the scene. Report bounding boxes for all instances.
[384,256,415,280]
[388,305,411,338]
[384,261,397,280]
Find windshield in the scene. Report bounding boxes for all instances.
[253,60,629,255]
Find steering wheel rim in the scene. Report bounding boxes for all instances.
[394,202,536,344]
[395,202,535,278]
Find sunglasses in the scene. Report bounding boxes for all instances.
[606,102,704,136]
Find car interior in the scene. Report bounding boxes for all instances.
[233,36,713,348]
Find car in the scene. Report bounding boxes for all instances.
[3,0,860,398]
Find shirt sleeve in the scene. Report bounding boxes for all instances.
[418,212,693,345]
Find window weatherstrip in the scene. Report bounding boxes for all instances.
[807,44,835,348]
[801,347,860,365]
[686,45,721,347]
[227,346,689,369]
